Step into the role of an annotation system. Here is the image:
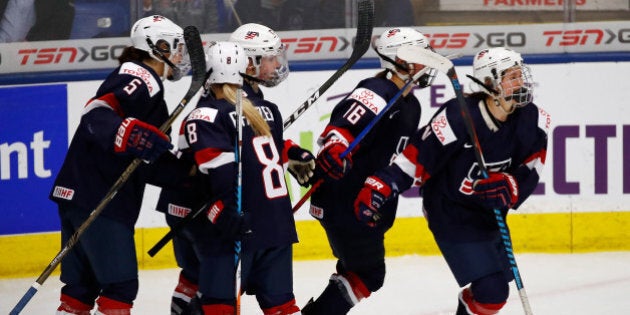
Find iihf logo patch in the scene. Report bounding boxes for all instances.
[386,29,400,38]
[244,31,259,39]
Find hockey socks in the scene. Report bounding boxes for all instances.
[456,287,505,315]
[302,273,371,315]
[261,298,301,315]
[171,273,201,315]
[56,294,93,315]
[94,296,132,315]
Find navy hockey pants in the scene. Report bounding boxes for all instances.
[435,235,514,287]
[58,206,138,305]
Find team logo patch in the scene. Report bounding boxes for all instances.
[348,88,386,114]
[119,62,160,97]
[430,110,457,145]
[309,205,324,219]
[538,107,551,134]
[386,29,401,38]
[187,107,218,123]
[244,31,259,39]
[52,186,75,200]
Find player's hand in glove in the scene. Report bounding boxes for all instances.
[206,200,250,241]
[354,176,394,227]
[473,172,519,210]
[287,146,315,187]
[317,138,352,180]
[114,117,173,163]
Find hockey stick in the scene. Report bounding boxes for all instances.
[400,46,534,314]
[9,26,206,315]
[234,88,244,314]
[291,49,461,213]
[282,0,374,130]
[146,0,374,258]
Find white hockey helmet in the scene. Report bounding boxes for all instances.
[472,47,533,107]
[229,23,289,87]
[205,41,248,86]
[374,27,430,71]
[374,27,436,87]
[130,15,191,81]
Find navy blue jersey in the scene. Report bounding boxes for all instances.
[180,90,298,251]
[50,61,186,226]
[310,76,422,231]
[382,93,550,241]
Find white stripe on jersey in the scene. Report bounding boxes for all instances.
[198,151,235,174]
[119,62,161,97]
[526,155,545,175]
[82,98,111,115]
[348,87,387,115]
[430,110,457,145]
[394,155,420,185]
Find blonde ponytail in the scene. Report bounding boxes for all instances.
[222,85,271,137]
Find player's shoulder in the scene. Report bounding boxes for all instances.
[357,77,398,96]
[186,98,232,124]
[517,102,551,134]
[115,61,163,97]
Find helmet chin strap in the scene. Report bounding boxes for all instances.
[145,37,181,81]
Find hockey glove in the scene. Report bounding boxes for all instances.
[473,172,519,210]
[287,146,315,187]
[316,138,352,180]
[114,117,173,163]
[206,200,250,241]
[354,176,394,227]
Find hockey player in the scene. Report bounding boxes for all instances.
[229,23,315,186]
[301,27,437,314]
[162,41,304,315]
[156,22,313,315]
[49,15,195,315]
[354,47,550,314]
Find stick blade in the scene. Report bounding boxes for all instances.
[397,46,454,74]
[183,26,207,89]
[352,0,375,56]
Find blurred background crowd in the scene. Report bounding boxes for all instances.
[1,0,627,43]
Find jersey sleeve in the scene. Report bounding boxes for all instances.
[511,104,551,209]
[79,62,164,152]
[184,104,237,202]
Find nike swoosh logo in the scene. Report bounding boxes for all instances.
[463,143,473,148]
[389,110,401,119]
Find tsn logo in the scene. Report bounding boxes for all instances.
[543,28,630,46]
[18,45,126,65]
[282,36,349,54]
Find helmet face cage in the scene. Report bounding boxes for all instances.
[229,23,289,87]
[375,27,435,87]
[130,15,191,81]
[473,47,534,107]
[205,41,247,87]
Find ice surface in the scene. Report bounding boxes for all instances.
[2,252,630,314]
